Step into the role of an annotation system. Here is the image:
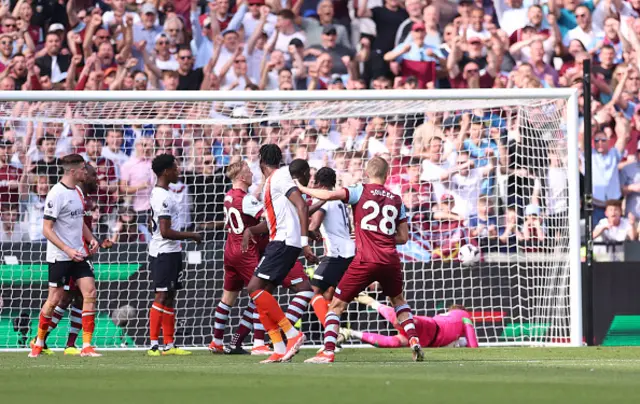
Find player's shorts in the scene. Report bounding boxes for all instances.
[334,260,403,302]
[48,260,94,288]
[149,252,183,292]
[63,276,79,292]
[224,252,258,292]
[311,256,353,291]
[254,241,301,286]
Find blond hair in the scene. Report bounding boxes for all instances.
[366,156,389,180]
[225,160,247,181]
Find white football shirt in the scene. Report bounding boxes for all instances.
[43,182,86,263]
[149,186,181,257]
[262,167,302,248]
[318,199,355,258]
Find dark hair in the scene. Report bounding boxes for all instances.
[61,153,85,170]
[601,44,615,53]
[245,83,259,90]
[177,45,192,54]
[278,67,292,75]
[37,134,57,147]
[152,153,176,176]
[259,144,282,167]
[278,9,295,21]
[314,167,336,188]
[289,158,310,179]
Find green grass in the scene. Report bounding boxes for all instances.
[2,348,640,404]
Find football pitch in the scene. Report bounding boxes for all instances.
[1,347,640,404]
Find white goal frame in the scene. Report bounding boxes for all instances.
[0,88,582,349]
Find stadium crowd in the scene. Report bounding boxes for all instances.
[0,0,637,260]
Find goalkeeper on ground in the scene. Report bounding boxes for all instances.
[339,295,478,348]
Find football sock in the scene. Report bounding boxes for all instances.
[162,305,176,349]
[81,310,96,349]
[231,302,254,349]
[395,304,419,340]
[311,294,329,327]
[67,307,82,347]
[250,289,297,339]
[252,297,285,355]
[213,302,231,346]
[323,311,340,352]
[43,306,66,344]
[252,308,265,347]
[36,312,52,347]
[361,333,405,348]
[149,303,164,347]
[285,290,313,325]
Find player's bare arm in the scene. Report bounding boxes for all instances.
[395,221,409,245]
[159,218,203,243]
[43,219,84,262]
[83,223,99,255]
[308,199,327,216]
[295,182,348,203]
[241,221,268,252]
[288,188,318,264]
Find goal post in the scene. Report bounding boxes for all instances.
[0,89,582,350]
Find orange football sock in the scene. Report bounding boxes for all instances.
[162,305,175,347]
[250,289,289,328]
[81,311,95,348]
[311,295,329,327]
[36,313,51,345]
[256,304,285,355]
[150,304,164,345]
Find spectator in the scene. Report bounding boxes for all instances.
[0,203,28,242]
[35,32,71,85]
[120,137,154,226]
[308,25,357,77]
[468,195,499,246]
[521,203,546,246]
[31,134,62,184]
[269,9,306,58]
[564,5,598,51]
[621,141,640,219]
[102,128,130,172]
[592,199,637,254]
[448,149,495,219]
[590,125,628,223]
[82,136,118,216]
[132,3,163,68]
[19,172,50,242]
[176,45,204,90]
[110,207,145,243]
[357,0,409,79]
[300,0,349,48]
[0,139,20,207]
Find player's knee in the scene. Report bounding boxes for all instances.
[82,287,97,301]
[154,292,167,304]
[294,278,312,292]
[311,285,323,295]
[322,287,335,301]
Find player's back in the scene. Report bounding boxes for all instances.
[348,183,406,264]
[320,199,355,258]
[149,186,181,257]
[224,188,263,256]
[263,167,301,247]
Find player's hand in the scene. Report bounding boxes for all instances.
[66,248,85,262]
[100,239,113,249]
[190,233,203,244]
[241,229,254,253]
[88,238,100,255]
[303,245,318,264]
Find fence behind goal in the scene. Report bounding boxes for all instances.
[0,90,581,349]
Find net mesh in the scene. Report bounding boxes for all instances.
[0,95,575,349]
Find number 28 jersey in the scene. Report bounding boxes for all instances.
[345,183,407,265]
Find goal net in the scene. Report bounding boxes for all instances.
[0,90,581,349]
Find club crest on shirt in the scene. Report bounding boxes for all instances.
[47,201,53,208]
[163,201,169,208]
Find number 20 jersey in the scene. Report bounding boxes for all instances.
[344,183,407,266]
[223,188,264,261]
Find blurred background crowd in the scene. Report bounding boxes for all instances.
[0,0,637,261]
